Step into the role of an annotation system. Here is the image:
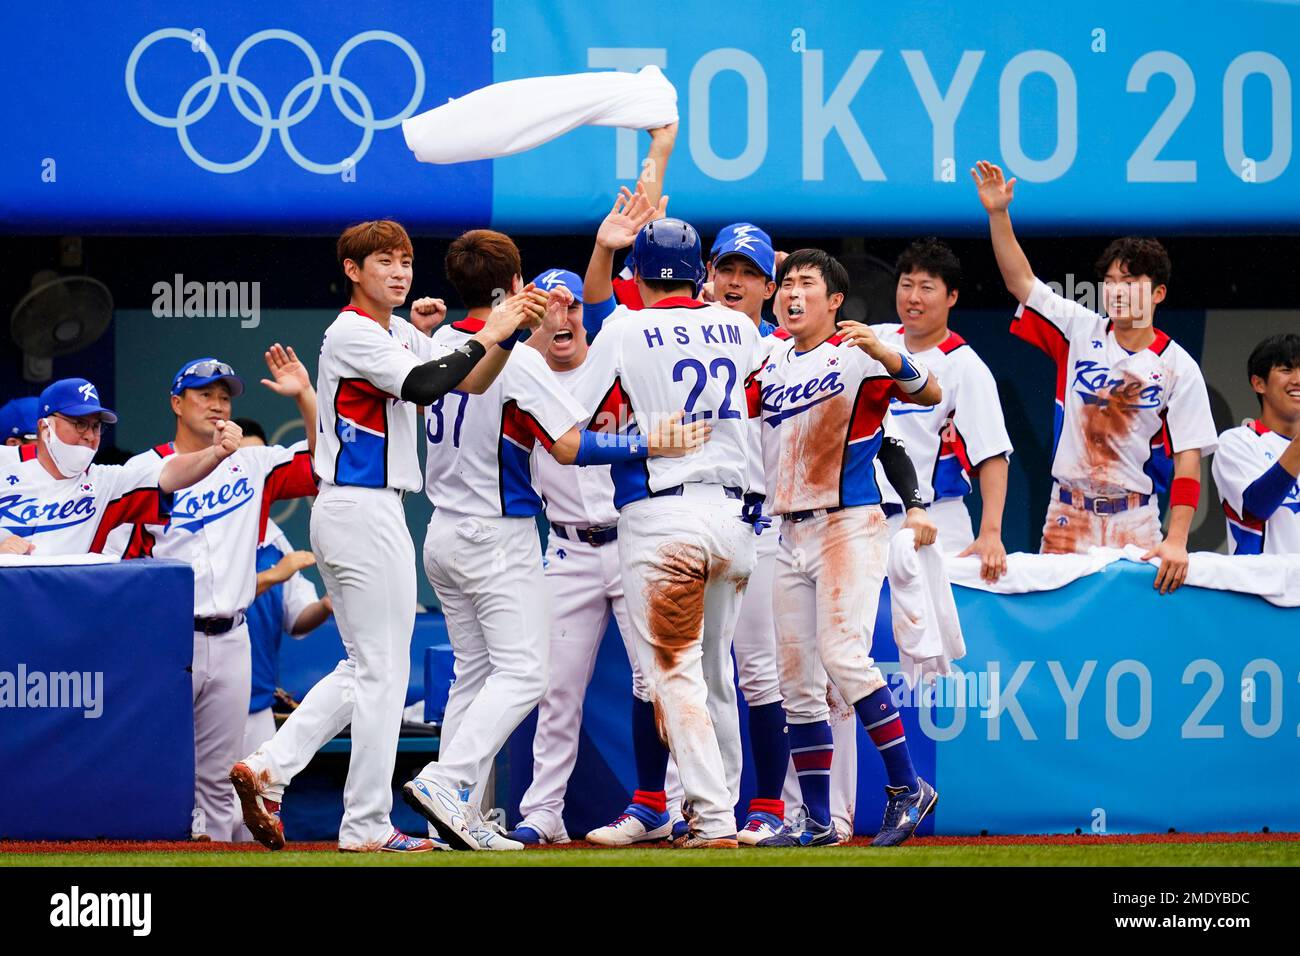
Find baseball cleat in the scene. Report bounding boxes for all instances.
[402,777,478,851]
[737,810,785,846]
[871,777,938,847]
[674,833,739,849]
[229,762,284,851]
[669,818,690,846]
[586,804,672,846]
[380,830,440,853]
[469,819,525,851]
[505,824,571,846]
[756,816,840,848]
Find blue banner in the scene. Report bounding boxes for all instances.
[531,561,1300,836]
[0,560,195,840]
[3,1,1297,233]
[2,2,492,233]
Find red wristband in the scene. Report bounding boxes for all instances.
[1170,476,1200,509]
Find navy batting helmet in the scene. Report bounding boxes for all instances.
[632,217,705,291]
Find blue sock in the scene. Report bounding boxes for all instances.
[855,686,918,792]
[748,701,791,802]
[631,697,670,793]
[788,720,833,827]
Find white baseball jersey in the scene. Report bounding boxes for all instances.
[0,443,170,554]
[1013,278,1217,496]
[108,442,317,617]
[315,305,452,492]
[753,332,914,515]
[571,298,765,508]
[530,364,620,528]
[1212,420,1300,555]
[870,325,1013,505]
[424,319,587,517]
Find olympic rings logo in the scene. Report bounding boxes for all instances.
[125,28,425,175]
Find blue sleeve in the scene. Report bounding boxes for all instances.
[1242,461,1298,520]
[583,296,617,341]
[573,429,649,466]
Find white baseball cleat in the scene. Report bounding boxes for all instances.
[585,804,673,846]
[737,810,785,846]
[469,818,525,851]
[402,777,478,851]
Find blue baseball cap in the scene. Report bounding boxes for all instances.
[712,236,777,281]
[710,222,772,259]
[530,269,584,303]
[171,357,245,397]
[0,397,40,441]
[38,378,118,424]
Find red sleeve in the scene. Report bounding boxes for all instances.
[612,277,644,311]
[588,379,631,433]
[745,371,763,419]
[502,401,556,452]
[90,487,173,554]
[1010,306,1070,366]
[259,448,319,542]
[1009,306,1070,402]
[849,379,898,442]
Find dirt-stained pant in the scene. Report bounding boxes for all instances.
[617,485,757,841]
[1040,482,1163,554]
[774,506,890,724]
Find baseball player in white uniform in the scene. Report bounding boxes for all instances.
[564,216,769,849]
[107,353,318,842]
[872,238,1014,573]
[974,161,1218,593]
[401,232,709,852]
[583,209,798,844]
[751,248,942,848]
[1213,333,1300,554]
[504,269,656,846]
[232,220,546,853]
[0,377,240,557]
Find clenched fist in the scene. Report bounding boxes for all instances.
[410,297,448,334]
[211,420,243,461]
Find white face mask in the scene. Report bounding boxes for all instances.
[41,419,97,477]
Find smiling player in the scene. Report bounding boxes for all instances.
[973,160,1217,594]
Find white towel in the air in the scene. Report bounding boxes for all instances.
[402,66,678,164]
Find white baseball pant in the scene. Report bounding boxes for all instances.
[516,534,641,840]
[191,623,251,842]
[240,485,416,850]
[617,485,756,840]
[774,506,890,722]
[415,511,549,797]
[1040,482,1163,554]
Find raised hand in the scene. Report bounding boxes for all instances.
[646,409,712,458]
[971,160,1016,214]
[409,297,448,334]
[596,182,669,251]
[261,344,311,399]
[541,284,575,336]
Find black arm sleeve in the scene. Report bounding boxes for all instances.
[877,436,924,510]
[399,340,488,404]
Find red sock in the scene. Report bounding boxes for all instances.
[633,789,667,814]
[748,798,785,819]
